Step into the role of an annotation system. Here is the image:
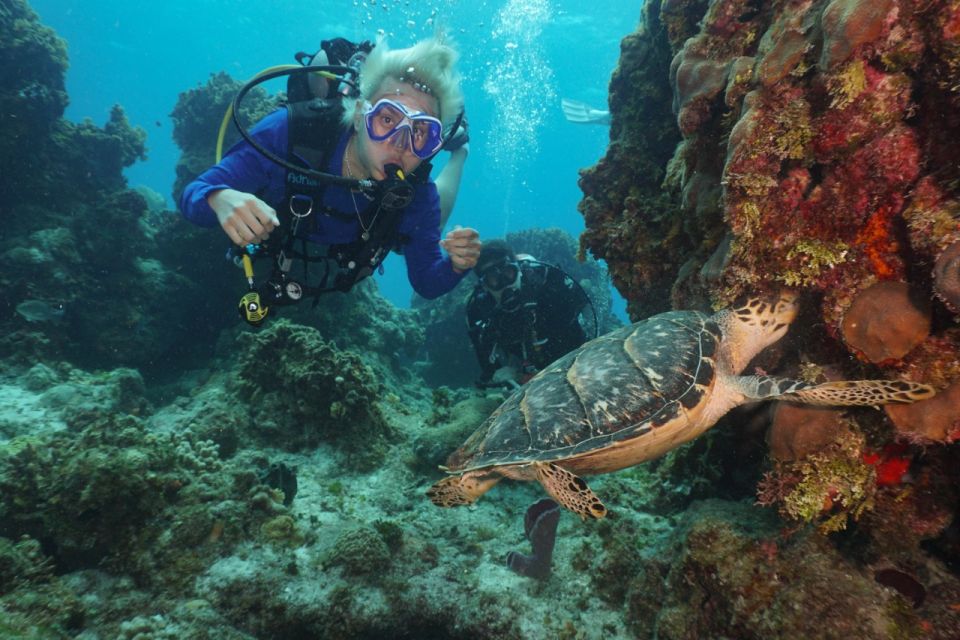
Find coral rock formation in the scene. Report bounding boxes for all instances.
[840,281,931,363]
[885,380,960,442]
[767,403,847,462]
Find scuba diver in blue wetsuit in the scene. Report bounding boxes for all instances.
[180,37,480,325]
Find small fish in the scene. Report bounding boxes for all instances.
[15,300,65,323]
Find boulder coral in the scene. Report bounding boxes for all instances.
[234,319,392,468]
[839,281,931,363]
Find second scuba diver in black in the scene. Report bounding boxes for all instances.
[466,240,592,387]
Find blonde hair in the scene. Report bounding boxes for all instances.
[342,37,464,131]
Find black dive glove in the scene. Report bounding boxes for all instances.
[443,113,469,152]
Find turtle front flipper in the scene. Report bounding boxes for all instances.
[427,471,501,508]
[534,462,608,520]
[734,375,935,406]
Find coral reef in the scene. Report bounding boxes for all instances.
[0,2,245,375]
[170,72,278,204]
[579,4,960,634]
[580,0,960,336]
[234,319,392,469]
[0,0,68,209]
[639,500,928,639]
[577,0,684,318]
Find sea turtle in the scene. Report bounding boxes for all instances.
[427,291,935,520]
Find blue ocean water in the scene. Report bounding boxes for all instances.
[32,0,638,315]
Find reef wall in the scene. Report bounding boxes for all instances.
[581,0,960,315]
[580,0,960,432]
[578,2,960,631]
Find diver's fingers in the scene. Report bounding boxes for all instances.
[229,217,260,245]
[253,201,279,229]
[235,207,271,243]
[211,189,279,244]
[223,224,244,247]
[445,227,480,244]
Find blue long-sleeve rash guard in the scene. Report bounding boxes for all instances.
[179,108,465,299]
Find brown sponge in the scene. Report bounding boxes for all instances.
[885,381,960,443]
[840,281,931,363]
[767,403,847,462]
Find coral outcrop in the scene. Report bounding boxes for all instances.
[578,1,960,632]
[235,320,392,468]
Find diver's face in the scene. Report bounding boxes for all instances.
[479,259,522,309]
[355,78,440,180]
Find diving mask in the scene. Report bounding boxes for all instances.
[364,98,444,159]
[479,259,521,294]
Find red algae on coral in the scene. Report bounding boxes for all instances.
[840,281,931,363]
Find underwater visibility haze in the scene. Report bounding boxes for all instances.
[3,0,960,638]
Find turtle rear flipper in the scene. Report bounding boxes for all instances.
[534,462,608,520]
[734,375,935,406]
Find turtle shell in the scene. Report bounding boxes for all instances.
[446,310,722,471]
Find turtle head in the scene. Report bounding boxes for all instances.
[716,290,799,374]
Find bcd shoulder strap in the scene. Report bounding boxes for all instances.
[286,98,345,186]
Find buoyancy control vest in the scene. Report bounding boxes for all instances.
[251,97,432,308]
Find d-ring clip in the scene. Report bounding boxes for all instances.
[289,194,313,219]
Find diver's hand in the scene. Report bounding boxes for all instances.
[440,226,481,273]
[208,188,279,246]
